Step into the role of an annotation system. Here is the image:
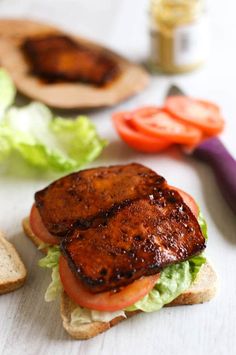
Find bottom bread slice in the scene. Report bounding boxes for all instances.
[22,217,217,340]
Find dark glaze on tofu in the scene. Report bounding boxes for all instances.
[22,34,119,86]
[61,190,205,293]
[33,163,205,293]
[35,163,167,236]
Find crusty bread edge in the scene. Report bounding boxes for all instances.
[22,217,218,340]
[0,232,27,295]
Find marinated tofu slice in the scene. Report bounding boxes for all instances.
[35,163,167,236]
[61,189,206,293]
[22,35,119,86]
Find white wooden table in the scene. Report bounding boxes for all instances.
[0,1,235,354]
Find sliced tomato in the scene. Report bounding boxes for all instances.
[59,255,160,312]
[29,204,60,245]
[112,111,171,153]
[164,96,224,135]
[170,186,199,217]
[131,107,202,145]
[133,106,162,117]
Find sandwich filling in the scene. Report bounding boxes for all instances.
[32,163,207,324]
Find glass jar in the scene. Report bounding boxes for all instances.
[149,0,208,73]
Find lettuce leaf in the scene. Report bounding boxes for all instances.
[126,255,206,312]
[38,245,61,268]
[198,211,208,240]
[38,246,62,301]
[0,102,106,172]
[189,254,206,281]
[44,265,63,302]
[0,68,15,119]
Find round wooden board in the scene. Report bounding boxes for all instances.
[0,19,149,109]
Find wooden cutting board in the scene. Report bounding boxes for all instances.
[0,19,149,109]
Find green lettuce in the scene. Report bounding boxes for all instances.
[44,265,62,302]
[38,246,62,301]
[126,255,206,312]
[0,69,106,172]
[0,68,15,118]
[198,211,208,240]
[38,245,61,269]
[0,102,106,171]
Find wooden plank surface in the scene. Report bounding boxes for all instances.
[0,1,236,355]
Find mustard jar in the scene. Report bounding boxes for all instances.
[149,0,208,73]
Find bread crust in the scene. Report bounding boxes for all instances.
[0,232,27,295]
[22,217,217,340]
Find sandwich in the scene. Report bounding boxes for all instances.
[22,163,217,339]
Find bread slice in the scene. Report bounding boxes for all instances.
[0,232,27,294]
[22,217,217,340]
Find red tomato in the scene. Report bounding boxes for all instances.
[30,204,60,245]
[112,111,171,153]
[59,255,160,312]
[131,107,202,145]
[170,186,199,217]
[133,106,162,117]
[164,96,224,135]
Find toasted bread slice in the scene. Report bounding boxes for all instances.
[0,232,27,294]
[22,217,217,340]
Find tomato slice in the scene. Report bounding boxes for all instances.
[29,204,60,245]
[131,107,202,145]
[170,186,199,217]
[59,255,160,312]
[112,112,171,153]
[164,96,224,135]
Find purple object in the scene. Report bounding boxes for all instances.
[166,85,236,215]
[193,137,236,215]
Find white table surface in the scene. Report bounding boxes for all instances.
[0,1,235,354]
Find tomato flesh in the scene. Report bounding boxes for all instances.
[112,112,171,153]
[131,108,202,145]
[59,255,160,312]
[30,204,60,245]
[164,96,224,135]
[170,186,199,217]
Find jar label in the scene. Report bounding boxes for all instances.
[174,17,208,66]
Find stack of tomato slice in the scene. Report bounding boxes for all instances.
[112,96,224,153]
